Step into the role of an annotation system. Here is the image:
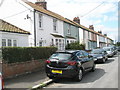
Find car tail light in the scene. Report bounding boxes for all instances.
[67,61,77,65]
[2,78,4,90]
[45,60,51,64]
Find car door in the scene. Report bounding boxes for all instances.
[82,51,93,69]
[76,51,87,70]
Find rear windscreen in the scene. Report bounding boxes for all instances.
[50,53,72,60]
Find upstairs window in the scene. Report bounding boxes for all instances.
[67,25,71,34]
[39,14,42,28]
[53,19,57,32]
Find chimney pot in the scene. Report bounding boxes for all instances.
[73,17,80,24]
[35,0,47,9]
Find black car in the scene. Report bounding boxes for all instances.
[45,50,95,81]
[90,49,108,63]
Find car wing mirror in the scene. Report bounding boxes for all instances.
[88,55,93,58]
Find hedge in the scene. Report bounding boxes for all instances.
[2,47,57,63]
[65,42,85,50]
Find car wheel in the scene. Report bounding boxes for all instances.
[91,63,96,72]
[75,69,83,81]
[102,58,106,63]
[48,76,54,79]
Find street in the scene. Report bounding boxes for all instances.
[45,53,118,88]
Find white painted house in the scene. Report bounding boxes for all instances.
[0,19,30,47]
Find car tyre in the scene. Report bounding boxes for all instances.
[102,58,106,63]
[75,69,83,81]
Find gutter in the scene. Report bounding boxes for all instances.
[34,9,36,46]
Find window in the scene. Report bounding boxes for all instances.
[2,39,6,46]
[8,39,12,46]
[13,40,17,47]
[53,19,57,32]
[39,40,43,46]
[67,25,71,34]
[56,39,58,46]
[82,51,89,57]
[39,14,42,28]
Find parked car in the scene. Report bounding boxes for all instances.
[45,50,95,81]
[117,46,120,52]
[103,47,114,57]
[90,49,108,63]
[0,72,3,90]
[109,46,117,55]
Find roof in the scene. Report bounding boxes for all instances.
[23,0,112,41]
[0,19,30,35]
[23,1,78,27]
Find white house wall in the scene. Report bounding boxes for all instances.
[1,32,29,47]
[79,28,83,44]
[35,11,64,47]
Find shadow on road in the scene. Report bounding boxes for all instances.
[54,68,105,84]
[4,70,47,87]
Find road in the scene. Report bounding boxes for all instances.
[46,53,118,88]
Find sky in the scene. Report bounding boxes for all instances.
[0,0,119,42]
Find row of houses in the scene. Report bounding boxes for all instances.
[0,0,113,50]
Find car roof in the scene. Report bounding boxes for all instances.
[56,50,83,54]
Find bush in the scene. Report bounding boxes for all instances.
[65,42,85,50]
[2,47,57,63]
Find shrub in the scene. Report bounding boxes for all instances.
[2,47,57,63]
[65,42,85,50]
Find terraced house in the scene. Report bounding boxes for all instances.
[0,19,30,47]
[19,0,79,50]
[1,0,113,50]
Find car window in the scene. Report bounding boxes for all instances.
[82,51,89,57]
[50,53,72,60]
[76,52,84,58]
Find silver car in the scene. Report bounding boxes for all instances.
[103,47,114,57]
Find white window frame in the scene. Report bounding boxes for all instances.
[38,14,43,29]
[8,39,12,46]
[67,25,71,34]
[2,39,6,47]
[53,18,57,33]
[13,40,17,47]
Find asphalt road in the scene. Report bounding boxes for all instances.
[46,53,118,88]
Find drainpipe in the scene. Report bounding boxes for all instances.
[34,9,36,46]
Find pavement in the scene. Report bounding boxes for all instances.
[4,69,50,89]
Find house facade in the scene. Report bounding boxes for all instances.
[0,19,30,47]
[1,0,113,50]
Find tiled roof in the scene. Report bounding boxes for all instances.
[0,19,30,35]
[23,1,78,27]
[23,0,112,41]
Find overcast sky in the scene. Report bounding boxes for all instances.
[0,0,119,42]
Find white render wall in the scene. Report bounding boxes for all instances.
[35,11,64,47]
[79,28,83,44]
[0,32,29,47]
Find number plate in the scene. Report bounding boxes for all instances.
[52,70,62,74]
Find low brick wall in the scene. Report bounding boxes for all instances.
[2,60,46,79]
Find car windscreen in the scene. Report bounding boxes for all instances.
[91,49,102,54]
[49,53,72,60]
[103,48,111,51]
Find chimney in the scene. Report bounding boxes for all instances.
[35,0,47,9]
[89,25,94,30]
[98,31,102,34]
[73,17,80,24]
[104,34,107,36]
